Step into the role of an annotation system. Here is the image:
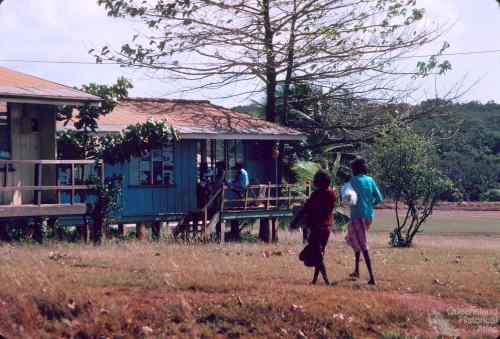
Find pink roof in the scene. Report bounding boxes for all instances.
[0,67,101,105]
[60,98,305,140]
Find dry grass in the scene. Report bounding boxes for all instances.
[0,228,499,338]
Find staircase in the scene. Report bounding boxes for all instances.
[173,210,220,240]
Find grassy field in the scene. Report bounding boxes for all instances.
[371,209,500,236]
[0,211,498,338]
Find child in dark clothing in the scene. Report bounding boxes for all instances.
[292,170,336,285]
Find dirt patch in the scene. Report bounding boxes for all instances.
[378,291,471,313]
[377,291,496,337]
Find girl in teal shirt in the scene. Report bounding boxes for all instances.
[345,157,383,285]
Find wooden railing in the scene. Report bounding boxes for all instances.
[0,159,103,207]
[195,182,311,236]
[220,182,312,211]
[201,186,223,229]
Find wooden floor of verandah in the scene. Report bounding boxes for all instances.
[0,183,310,243]
[170,183,311,240]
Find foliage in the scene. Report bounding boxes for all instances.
[57,77,133,159]
[413,101,500,201]
[291,159,349,231]
[238,84,454,186]
[480,189,500,202]
[88,174,122,220]
[94,0,449,108]
[371,120,460,247]
[58,77,133,131]
[99,118,178,164]
[56,79,177,242]
[96,0,454,239]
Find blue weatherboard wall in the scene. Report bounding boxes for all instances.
[106,139,197,218]
[58,139,274,221]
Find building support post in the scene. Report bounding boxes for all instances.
[152,221,161,241]
[118,223,126,238]
[259,219,271,243]
[78,216,90,243]
[230,220,240,240]
[216,220,225,243]
[33,217,44,244]
[136,223,146,241]
[271,218,278,243]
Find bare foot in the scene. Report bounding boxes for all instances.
[349,272,359,278]
[367,279,376,285]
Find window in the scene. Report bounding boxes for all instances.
[0,102,10,159]
[129,145,175,186]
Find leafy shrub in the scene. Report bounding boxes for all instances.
[480,189,500,202]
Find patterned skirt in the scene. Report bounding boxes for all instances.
[345,218,372,251]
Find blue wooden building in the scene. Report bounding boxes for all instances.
[60,98,306,227]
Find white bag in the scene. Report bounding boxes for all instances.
[341,182,357,206]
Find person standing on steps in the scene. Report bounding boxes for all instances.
[291,170,336,285]
[345,156,383,285]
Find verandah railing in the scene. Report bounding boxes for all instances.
[0,159,103,207]
[220,182,312,211]
[198,182,312,236]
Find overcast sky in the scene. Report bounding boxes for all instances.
[1,0,500,108]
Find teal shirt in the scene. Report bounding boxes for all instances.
[233,169,249,190]
[349,175,383,220]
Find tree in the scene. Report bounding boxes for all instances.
[57,77,133,243]
[413,101,500,201]
[371,120,459,247]
[291,156,349,232]
[58,78,177,244]
[58,77,133,160]
[95,0,450,107]
[95,0,454,240]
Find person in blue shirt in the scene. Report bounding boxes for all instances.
[231,162,249,193]
[345,156,383,285]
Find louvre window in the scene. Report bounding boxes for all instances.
[129,144,175,186]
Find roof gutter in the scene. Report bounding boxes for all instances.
[0,95,101,107]
[177,132,307,141]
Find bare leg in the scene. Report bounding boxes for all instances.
[362,250,376,285]
[313,260,330,285]
[349,251,360,278]
[312,266,320,285]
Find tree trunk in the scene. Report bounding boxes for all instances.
[93,217,104,244]
[258,0,279,242]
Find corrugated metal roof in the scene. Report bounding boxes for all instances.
[0,67,101,105]
[59,98,306,141]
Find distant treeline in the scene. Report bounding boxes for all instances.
[234,100,499,201]
[413,101,499,201]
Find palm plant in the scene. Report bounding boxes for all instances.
[291,153,349,231]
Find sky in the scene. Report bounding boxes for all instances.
[0,0,500,108]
